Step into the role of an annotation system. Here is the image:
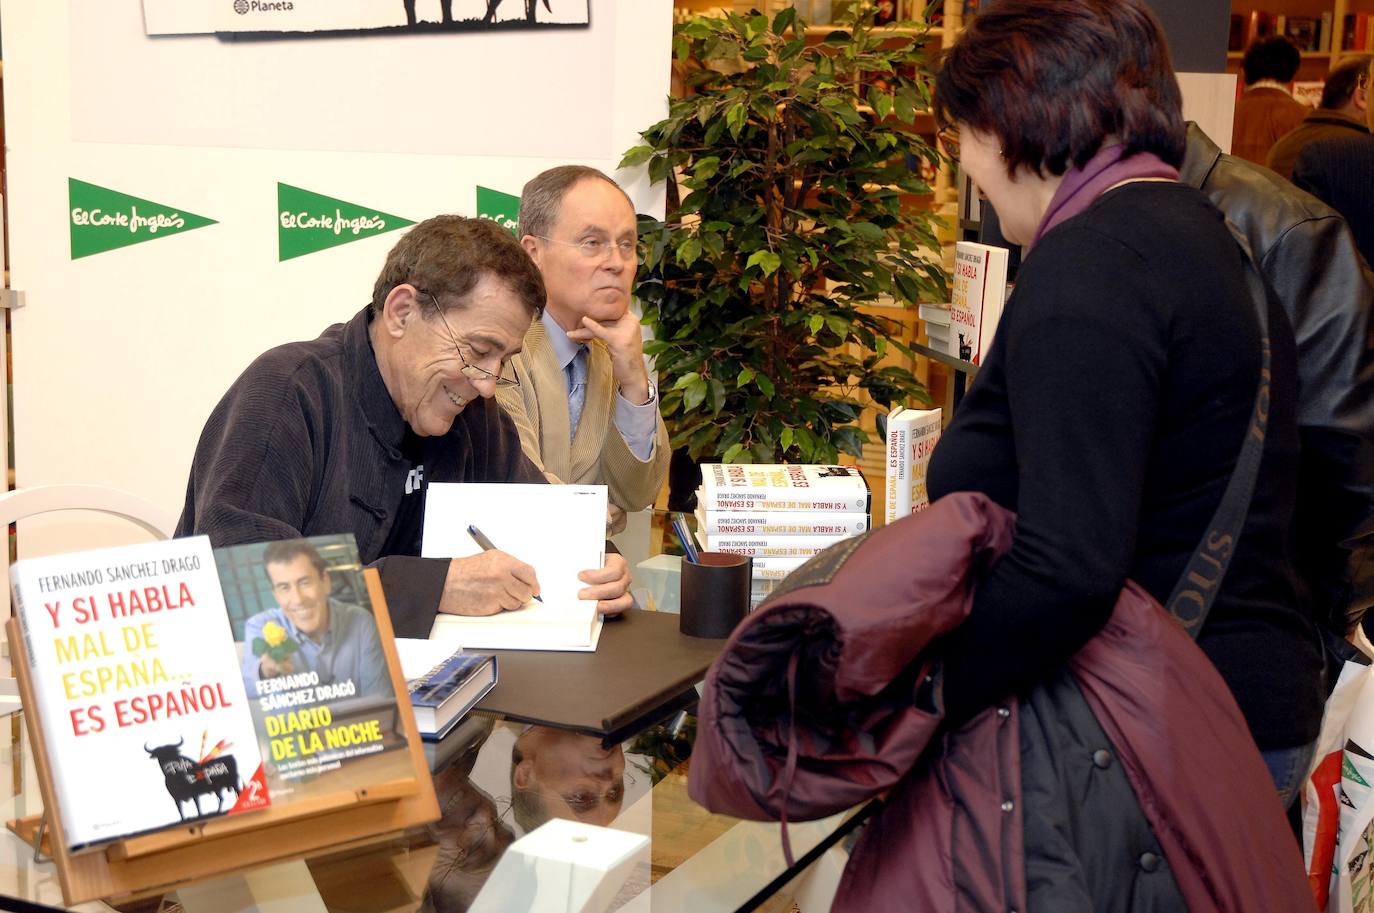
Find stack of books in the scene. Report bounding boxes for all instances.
[918,302,951,352]
[694,463,871,606]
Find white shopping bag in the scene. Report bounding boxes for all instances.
[1304,661,1374,912]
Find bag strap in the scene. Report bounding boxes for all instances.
[1164,234,1272,640]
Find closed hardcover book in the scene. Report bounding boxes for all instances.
[949,241,1010,365]
[699,463,871,513]
[695,505,869,537]
[397,640,498,738]
[11,536,270,852]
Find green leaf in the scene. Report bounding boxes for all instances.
[755,373,776,397]
[722,443,745,464]
[737,367,756,387]
[677,237,703,268]
[619,145,654,169]
[745,250,782,276]
[772,6,796,35]
[707,378,726,414]
[683,377,708,411]
[893,91,916,124]
[693,156,721,181]
[726,102,749,139]
[672,371,701,391]
[780,427,795,451]
[808,314,824,334]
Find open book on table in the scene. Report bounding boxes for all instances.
[421,483,608,651]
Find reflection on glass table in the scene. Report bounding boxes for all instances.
[0,708,865,913]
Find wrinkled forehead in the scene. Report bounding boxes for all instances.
[441,279,533,352]
[553,179,637,235]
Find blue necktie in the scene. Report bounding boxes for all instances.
[567,347,588,440]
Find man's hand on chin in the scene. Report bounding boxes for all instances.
[440,551,540,617]
[577,552,633,616]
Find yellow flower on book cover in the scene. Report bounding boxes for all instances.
[262,622,288,648]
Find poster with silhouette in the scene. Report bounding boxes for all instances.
[143,0,589,36]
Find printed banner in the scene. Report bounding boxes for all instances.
[69,179,216,260]
[278,184,415,261]
[144,0,590,36]
[476,186,520,235]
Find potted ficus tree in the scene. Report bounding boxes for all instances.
[621,4,948,467]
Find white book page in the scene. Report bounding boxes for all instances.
[421,483,607,612]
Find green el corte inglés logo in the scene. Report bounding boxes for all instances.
[476,186,520,235]
[277,184,415,261]
[69,179,217,259]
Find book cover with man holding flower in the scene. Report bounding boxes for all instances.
[213,534,411,801]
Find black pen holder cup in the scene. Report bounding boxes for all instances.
[679,552,752,639]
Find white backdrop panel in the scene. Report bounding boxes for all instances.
[73,2,614,158]
[4,0,669,558]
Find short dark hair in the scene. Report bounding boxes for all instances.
[1321,56,1373,109]
[518,166,634,240]
[370,215,545,319]
[1243,36,1302,85]
[262,539,327,578]
[933,0,1185,177]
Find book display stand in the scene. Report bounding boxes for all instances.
[4,569,439,908]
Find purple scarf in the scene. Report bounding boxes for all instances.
[1030,144,1179,249]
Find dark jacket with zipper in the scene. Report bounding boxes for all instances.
[175,305,545,638]
[1181,123,1374,632]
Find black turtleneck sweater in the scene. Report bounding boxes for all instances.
[928,182,1323,751]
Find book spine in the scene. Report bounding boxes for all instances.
[408,654,484,708]
[705,536,841,557]
[695,508,870,536]
[1321,13,1332,52]
[755,563,810,580]
[885,419,911,523]
[700,494,869,513]
[700,465,870,512]
[10,566,97,847]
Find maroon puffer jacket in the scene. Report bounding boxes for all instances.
[688,492,1312,912]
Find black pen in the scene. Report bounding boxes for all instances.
[467,524,543,602]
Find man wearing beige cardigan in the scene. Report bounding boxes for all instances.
[500,166,669,534]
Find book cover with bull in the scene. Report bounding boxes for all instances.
[10,536,270,853]
[212,534,411,807]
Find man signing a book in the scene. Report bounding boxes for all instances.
[177,216,633,638]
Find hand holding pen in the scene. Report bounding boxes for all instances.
[434,527,542,617]
[467,525,543,603]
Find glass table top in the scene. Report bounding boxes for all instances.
[0,705,861,913]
